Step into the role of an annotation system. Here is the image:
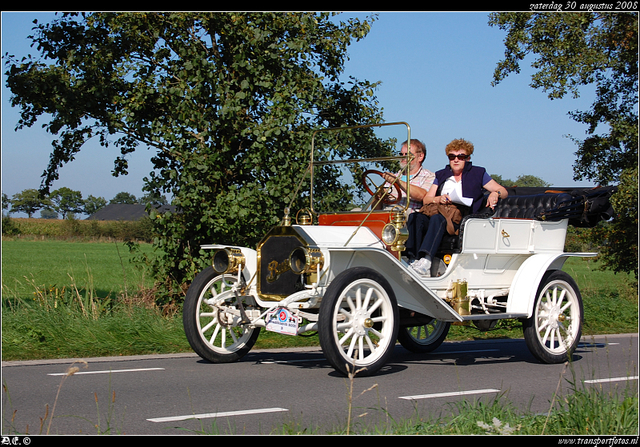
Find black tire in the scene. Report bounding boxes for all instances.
[522,270,583,364]
[318,267,399,377]
[183,266,260,363]
[398,320,450,353]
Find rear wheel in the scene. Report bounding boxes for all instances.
[318,267,399,377]
[523,270,583,364]
[183,267,260,363]
[398,319,450,353]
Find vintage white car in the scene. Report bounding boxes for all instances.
[182,123,616,376]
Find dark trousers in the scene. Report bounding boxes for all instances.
[404,212,447,260]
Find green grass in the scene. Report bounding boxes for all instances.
[563,256,638,336]
[0,238,322,360]
[335,380,638,435]
[1,239,155,301]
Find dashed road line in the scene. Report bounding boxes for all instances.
[399,388,501,400]
[147,407,289,423]
[584,376,638,384]
[48,367,165,376]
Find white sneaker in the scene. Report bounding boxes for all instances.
[411,257,431,276]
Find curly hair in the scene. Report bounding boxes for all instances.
[445,138,474,156]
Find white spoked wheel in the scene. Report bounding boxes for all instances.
[523,270,583,364]
[397,319,450,353]
[183,267,260,363]
[319,267,399,377]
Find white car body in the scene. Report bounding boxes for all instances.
[184,122,615,376]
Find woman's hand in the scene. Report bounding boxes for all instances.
[438,194,451,205]
[486,191,500,209]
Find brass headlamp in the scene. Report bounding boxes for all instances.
[289,246,324,275]
[212,248,245,274]
[382,208,409,252]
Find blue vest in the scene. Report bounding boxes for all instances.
[435,162,489,214]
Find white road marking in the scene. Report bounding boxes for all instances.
[48,367,165,376]
[260,358,326,364]
[399,388,501,400]
[584,376,638,384]
[147,407,289,423]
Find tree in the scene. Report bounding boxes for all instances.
[110,192,138,205]
[40,208,59,219]
[589,166,638,279]
[2,193,9,215]
[9,189,49,218]
[512,174,550,188]
[84,194,107,216]
[489,12,637,185]
[4,12,386,302]
[491,174,549,188]
[49,186,84,218]
[489,12,638,278]
[140,192,168,206]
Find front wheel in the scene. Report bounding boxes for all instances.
[523,270,583,364]
[318,267,399,377]
[183,267,260,363]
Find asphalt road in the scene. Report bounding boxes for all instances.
[2,333,637,435]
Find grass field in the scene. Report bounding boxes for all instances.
[1,239,155,301]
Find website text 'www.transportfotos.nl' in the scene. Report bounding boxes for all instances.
[558,437,639,447]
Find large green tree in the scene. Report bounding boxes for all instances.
[9,189,50,218]
[4,12,387,301]
[489,12,638,278]
[49,186,84,218]
[83,194,107,216]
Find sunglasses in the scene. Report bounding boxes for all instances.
[447,153,469,161]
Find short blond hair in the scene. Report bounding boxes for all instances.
[445,138,474,156]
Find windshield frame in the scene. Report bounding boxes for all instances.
[308,122,412,215]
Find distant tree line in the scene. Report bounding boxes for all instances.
[2,174,549,220]
[3,175,549,220]
[2,188,168,219]
[490,174,549,188]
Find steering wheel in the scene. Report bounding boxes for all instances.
[362,170,403,205]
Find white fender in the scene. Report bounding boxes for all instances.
[507,252,597,317]
[325,247,463,322]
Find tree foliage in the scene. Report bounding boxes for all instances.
[84,194,107,215]
[4,12,387,302]
[489,12,637,186]
[491,174,550,188]
[9,189,50,218]
[2,193,9,213]
[489,12,638,279]
[49,186,84,218]
[589,166,638,279]
[110,191,138,205]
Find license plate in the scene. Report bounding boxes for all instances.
[265,307,300,336]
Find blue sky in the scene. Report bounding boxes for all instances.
[2,12,598,217]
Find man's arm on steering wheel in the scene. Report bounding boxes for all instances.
[381,172,428,202]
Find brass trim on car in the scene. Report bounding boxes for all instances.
[212,248,245,274]
[256,225,314,301]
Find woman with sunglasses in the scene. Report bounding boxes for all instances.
[406,138,508,276]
